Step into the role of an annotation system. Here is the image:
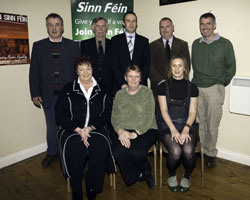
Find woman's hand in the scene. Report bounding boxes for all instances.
[129,132,138,140]
[120,138,131,148]
[180,126,191,144]
[74,127,92,148]
[118,129,130,140]
[117,129,132,148]
[171,129,182,144]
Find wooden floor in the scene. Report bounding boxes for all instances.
[1,152,250,200]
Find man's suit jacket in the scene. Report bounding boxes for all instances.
[29,37,81,108]
[111,33,150,94]
[80,37,113,96]
[149,36,190,96]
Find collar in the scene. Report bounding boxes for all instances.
[199,33,220,44]
[77,76,97,91]
[49,36,63,43]
[125,31,136,39]
[162,35,173,48]
[95,37,105,44]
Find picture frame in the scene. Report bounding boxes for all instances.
[160,0,197,6]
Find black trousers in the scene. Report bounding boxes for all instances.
[64,133,109,199]
[112,129,157,186]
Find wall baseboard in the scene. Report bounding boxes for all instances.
[0,144,250,169]
[0,143,46,169]
[217,148,250,166]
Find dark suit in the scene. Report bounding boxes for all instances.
[111,33,150,94]
[29,37,80,108]
[81,37,113,96]
[29,37,80,155]
[149,36,190,96]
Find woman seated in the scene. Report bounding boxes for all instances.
[111,65,157,188]
[157,55,199,192]
[55,55,115,200]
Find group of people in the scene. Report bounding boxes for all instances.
[29,11,236,200]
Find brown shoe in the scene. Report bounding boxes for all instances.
[205,155,215,168]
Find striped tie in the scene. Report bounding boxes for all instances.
[128,35,133,59]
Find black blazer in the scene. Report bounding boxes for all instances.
[29,38,81,108]
[149,36,190,96]
[80,37,113,95]
[55,80,115,175]
[111,33,150,94]
[55,80,112,132]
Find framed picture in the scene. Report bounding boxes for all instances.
[160,0,197,6]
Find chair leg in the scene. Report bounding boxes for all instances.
[153,144,157,186]
[67,177,70,193]
[110,174,113,187]
[201,146,205,187]
[113,173,116,189]
[160,144,163,188]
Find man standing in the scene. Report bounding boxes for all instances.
[29,13,80,167]
[149,17,190,96]
[192,13,236,168]
[81,17,113,96]
[111,11,150,94]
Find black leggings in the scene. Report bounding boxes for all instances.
[113,129,157,186]
[159,132,197,179]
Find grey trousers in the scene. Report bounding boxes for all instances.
[197,84,225,157]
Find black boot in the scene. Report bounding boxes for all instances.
[72,191,83,200]
[86,186,97,200]
[142,170,155,189]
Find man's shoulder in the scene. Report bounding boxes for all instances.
[33,38,49,45]
[62,37,78,45]
[81,37,95,46]
[173,36,188,45]
[218,36,233,44]
[111,33,124,41]
[135,33,149,42]
[192,38,202,46]
[150,38,162,47]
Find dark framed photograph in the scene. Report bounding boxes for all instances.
[160,0,197,6]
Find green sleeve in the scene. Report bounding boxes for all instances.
[136,88,156,134]
[111,92,123,132]
[224,40,236,86]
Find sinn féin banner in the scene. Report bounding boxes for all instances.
[0,12,30,66]
[71,0,133,41]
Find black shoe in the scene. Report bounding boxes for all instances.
[142,170,155,189]
[41,154,57,167]
[86,186,97,200]
[205,155,215,168]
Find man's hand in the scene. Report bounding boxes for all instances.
[32,97,43,108]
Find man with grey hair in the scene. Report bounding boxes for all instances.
[81,17,113,96]
[29,13,80,167]
[149,17,190,97]
[192,12,236,168]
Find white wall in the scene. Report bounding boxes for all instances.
[0,0,73,168]
[134,0,250,164]
[1,0,250,168]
